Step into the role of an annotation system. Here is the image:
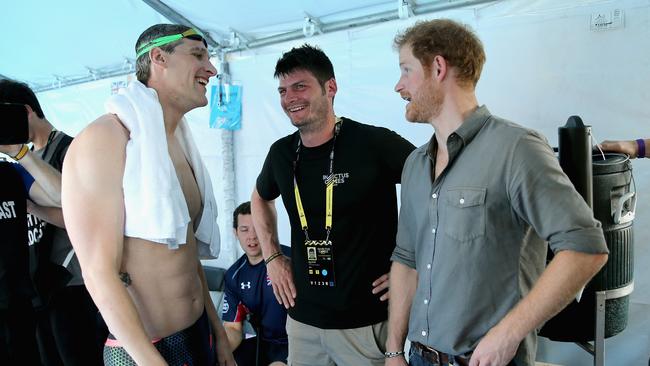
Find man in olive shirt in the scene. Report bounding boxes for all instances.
[385,19,609,366]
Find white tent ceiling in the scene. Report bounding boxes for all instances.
[1,0,495,92]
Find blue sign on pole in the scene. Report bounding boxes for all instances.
[209,83,242,130]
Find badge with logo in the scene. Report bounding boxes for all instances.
[293,118,342,288]
[305,240,335,287]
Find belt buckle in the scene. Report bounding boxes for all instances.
[419,343,442,364]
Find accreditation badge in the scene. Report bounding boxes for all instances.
[305,240,335,287]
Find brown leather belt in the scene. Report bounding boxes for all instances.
[411,342,470,366]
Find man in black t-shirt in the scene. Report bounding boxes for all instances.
[0,79,106,365]
[0,161,39,365]
[251,44,415,366]
[0,154,63,365]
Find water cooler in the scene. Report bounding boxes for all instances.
[539,116,636,366]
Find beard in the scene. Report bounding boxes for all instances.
[287,93,331,134]
[405,81,443,123]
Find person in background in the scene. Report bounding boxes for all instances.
[222,201,289,366]
[0,78,106,365]
[0,135,64,364]
[600,138,649,159]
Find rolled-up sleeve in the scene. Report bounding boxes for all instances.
[391,154,418,268]
[507,132,608,255]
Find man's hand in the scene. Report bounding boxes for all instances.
[385,355,408,366]
[469,325,518,366]
[372,273,390,301]
[267,255,296,308]
[599,140,637,157]
[215,332,237,366]
[0,143,24,158]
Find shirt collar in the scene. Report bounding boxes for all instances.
[423,105,492,160]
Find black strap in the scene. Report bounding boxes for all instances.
[38,129,58,161]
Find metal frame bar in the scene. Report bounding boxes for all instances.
[32,0,498,92]
[142,0,220,48]
[575,282,634,366]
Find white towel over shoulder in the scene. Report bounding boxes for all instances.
[105,80,220,258]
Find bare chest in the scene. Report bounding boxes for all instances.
[167,138,202,222]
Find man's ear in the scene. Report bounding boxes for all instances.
[149,48,166,68]
[24,104,38,124]
[431,55,448,81]
[24,104,34,115]
[325,78,338,98]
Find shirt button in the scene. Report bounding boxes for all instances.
[459,198,465,204]
[427,263,431,269]
[424,299,429,304]
[421,330,427,337]
[432,193,438,199]
[431,228,436,234]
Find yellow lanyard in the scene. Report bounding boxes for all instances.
[293,118,341,241]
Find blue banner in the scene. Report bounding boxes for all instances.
[209,83,242,130]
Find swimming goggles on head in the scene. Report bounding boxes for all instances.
[136,28,207,59]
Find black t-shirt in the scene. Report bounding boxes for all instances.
[256,118,415,328]
[0,162,33,309]
[29,131,74,307]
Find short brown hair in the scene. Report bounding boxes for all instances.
[233,201,251,228]
[135,24,205,84]
[394,19,485,87]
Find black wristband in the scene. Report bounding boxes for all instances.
[265,251,283,265]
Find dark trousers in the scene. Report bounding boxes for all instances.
[0,297,41,365]
[234,336,288,366]
[36,285,107,366]
[234,337,258,365]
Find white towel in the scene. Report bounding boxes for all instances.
[105,80,220,258]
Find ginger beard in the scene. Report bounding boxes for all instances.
[405,73,443,123]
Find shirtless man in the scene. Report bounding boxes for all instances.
[62,24,235,365]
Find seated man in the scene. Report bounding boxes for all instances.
[222,202,289,366]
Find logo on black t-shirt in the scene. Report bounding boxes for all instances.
[27,213,47,246]
[240,281,251,290]
[322,172,350,185]
[0,201,18,220]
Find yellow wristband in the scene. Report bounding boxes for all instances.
[13,144,29,161]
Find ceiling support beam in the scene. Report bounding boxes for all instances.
[34,0,497,93]
[240,0,496,50]
[142,0,220,48]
